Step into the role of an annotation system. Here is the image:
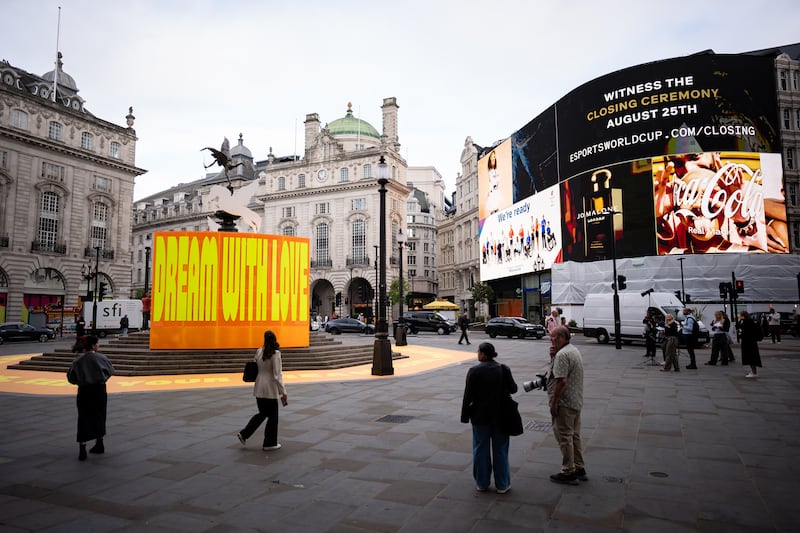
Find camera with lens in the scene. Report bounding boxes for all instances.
[523,373,548,392]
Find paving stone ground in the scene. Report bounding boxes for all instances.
[1,333,798,532]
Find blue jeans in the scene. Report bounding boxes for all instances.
[472,423,510,490]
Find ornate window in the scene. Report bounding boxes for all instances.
[297,174,306,188]
[315,202,329,215]
[109,141,121,158]
[352,220,366,263]
[41,162,65,182]
[351,198,366,210]
[282,206,295,218]
[91,202,109,250]
[48,121,62,141]
[11,109,28,129]
[38,191,60,247]
[93,175,112,193]
[81,132,93,150]
[282,226,295,236]
[340,167,349,182]
[315,223,329,264]
[363,164,372,178]
[278,176,286,191]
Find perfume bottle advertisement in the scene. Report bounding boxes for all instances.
[560,160,656,262]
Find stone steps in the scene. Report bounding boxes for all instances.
[8,331,404,376]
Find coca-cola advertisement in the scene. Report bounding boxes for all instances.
[653,151,788,254]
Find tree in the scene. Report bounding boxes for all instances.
[388,278,411,305]
[470,282,494,305]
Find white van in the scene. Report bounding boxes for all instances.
[582,292,709,345]
[83,299,144,337]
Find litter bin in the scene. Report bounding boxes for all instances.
[393,321,407,346]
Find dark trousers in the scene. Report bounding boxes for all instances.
[76,384,107,443]
[770,325,781,343]
[645,335,656,358]
[458,329,470,344]
[241,397,279,447]
[681,334,696,366]
[709,335,729,365]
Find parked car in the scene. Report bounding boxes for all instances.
[750,311,796,336]
[402,311,456,335]
[324,317,375,335]
[485,317,546,339]
[0,322,56,344]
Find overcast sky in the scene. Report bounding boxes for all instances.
[3,0,799,200]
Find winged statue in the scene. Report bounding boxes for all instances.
[201,137,243,187]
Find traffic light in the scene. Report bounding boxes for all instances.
[735,280,744,294]
[617,275,627,290]
[719,282,728,299]
[674,290,682,300]
[335,292,342,306]
[98,282,107,300]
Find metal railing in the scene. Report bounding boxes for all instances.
[31,240,66,254]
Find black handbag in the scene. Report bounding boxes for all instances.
[498,396,524,436]
[243,361,258,382]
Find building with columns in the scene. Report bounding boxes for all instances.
[0,55,144,326]
[132,99,440,322]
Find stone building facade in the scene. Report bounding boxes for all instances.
[0,55,144,325]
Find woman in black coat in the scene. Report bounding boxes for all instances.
[737,311,762,379]
[460,342,518,494]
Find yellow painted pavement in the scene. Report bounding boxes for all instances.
[0,344,476,396]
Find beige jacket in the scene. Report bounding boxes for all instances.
[252,348,287,399]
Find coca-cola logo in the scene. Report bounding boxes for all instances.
[672,163,764,220]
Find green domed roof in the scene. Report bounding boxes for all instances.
[328,102,380,139]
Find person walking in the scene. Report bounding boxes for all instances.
[119,315,129,337]
[547,326,587,485]
[661,314,680,372]
[722,310,735,362]
[67,335,115,461]
[460,342,517,494]
[767,307,781,344]
[458,313,471,345]
[681,308,699,369]
[706,310,729,366]
[237,330,288,451]
[545,310,560,336]
[738,311,763,378]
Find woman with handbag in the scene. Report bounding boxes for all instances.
[460,342,518,494]
[237,330,288,451]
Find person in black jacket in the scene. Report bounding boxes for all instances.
[67,335,115,461]
[457,313,471,345]
[460,342,518,494]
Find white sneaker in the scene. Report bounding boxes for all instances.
[745,373,757,378]
[262,444,282,451]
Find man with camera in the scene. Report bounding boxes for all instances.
[547,326,586,485]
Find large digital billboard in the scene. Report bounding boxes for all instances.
[479,53,787,282]
[150,231,310,349]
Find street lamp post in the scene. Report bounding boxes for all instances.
[677,257,686,303]
[396,229,407,346]
[372,156,394,375]
[373,245,379,322]
[92,246,100,336]
[143,246,152,330]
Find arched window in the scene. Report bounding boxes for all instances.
[282,226,295,236]
[38,191,60,248]
[81,132,94,150]
[352,220,366,264]
[91,202,109,250]
[315,223,329,264]
[48,121,62,141]
[12,109,28,129]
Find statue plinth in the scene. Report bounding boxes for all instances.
[215,210,240,232]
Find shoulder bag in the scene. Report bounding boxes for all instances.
[496,364,523,436]
[242,361,258,382]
